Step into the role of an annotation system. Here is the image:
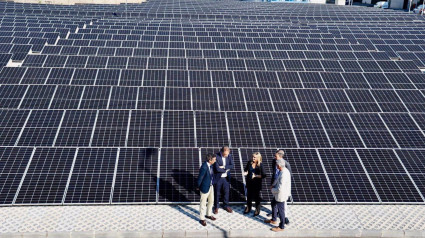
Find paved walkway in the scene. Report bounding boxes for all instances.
[1,205,425,237]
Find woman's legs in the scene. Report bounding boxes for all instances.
[254,189,261,216]
[245,187,253,213]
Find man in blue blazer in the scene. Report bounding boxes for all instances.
[197,153,217,226]
[213,146,234,214]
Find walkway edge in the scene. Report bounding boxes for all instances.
[0,229,424,238]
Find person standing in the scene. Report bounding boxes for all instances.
[213,146,234,214]
[268,150,291,224]
[197,153,217,226]
[265,159,291,232]
[243,152,267,216]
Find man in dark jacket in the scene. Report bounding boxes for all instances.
[213,146,234,214]
[197,153,217,226]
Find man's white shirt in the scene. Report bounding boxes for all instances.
[221,156,228,178]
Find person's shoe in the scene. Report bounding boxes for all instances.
[254,208,260,217]
[243,207,251,214]
[205,215,216,221]
[266,213,272,217]
[199,220,207,226]
[264,219,278,225]
[271,227,284,232]
[224,207,233,213]
[285,217,290,224]
[213,208,218,214]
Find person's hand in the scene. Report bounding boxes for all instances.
[219,166,225,169]
[243,171,248,176]
[252,174,256,179]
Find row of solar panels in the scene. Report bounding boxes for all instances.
[1,84,424,110]
[13,56,419,73]
[0,146,424,205]
[83,22,424,32]
[1,108,424,147]
[28,47,424,63]
[1,11,419,22]
[2,67,425,88]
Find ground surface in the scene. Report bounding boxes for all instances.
[1,205,425,237]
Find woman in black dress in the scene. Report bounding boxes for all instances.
[244,152,267,216]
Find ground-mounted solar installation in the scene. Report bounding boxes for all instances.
[0,0,425,206]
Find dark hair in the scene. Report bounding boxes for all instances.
[220,146,230,153]
[205,153,216,162]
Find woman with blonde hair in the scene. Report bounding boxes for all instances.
[243,152,267,216]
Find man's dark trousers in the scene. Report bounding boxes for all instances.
[214,177,230,209]
[276,201,285,229]
[271,198,278,221]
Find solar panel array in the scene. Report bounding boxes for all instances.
[1,0,425,205]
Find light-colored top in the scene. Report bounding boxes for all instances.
[271,167,291,202]
[221,156,227,178]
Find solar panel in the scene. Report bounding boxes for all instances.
[318,149,379,203]
[127,110,162,147]
[15,148,75,204]
[162,111,195,147]
[65,148,117,204]
[289,113,332,148]
[55,110,97,147]
[112,148,159,203]
[0,147,33,205]
[158,148,199,202]
[1,0,425,205]
[92,110,129,147]
[0,110,30,146]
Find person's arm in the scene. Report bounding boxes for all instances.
[197,165,207,189]
[285,160,292,176]
[283,170,291,200]
[271,173,283,194]
[260,164,267,179]
[226,155,234,170]
[214,158,226,173]
[244,161,249,172]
